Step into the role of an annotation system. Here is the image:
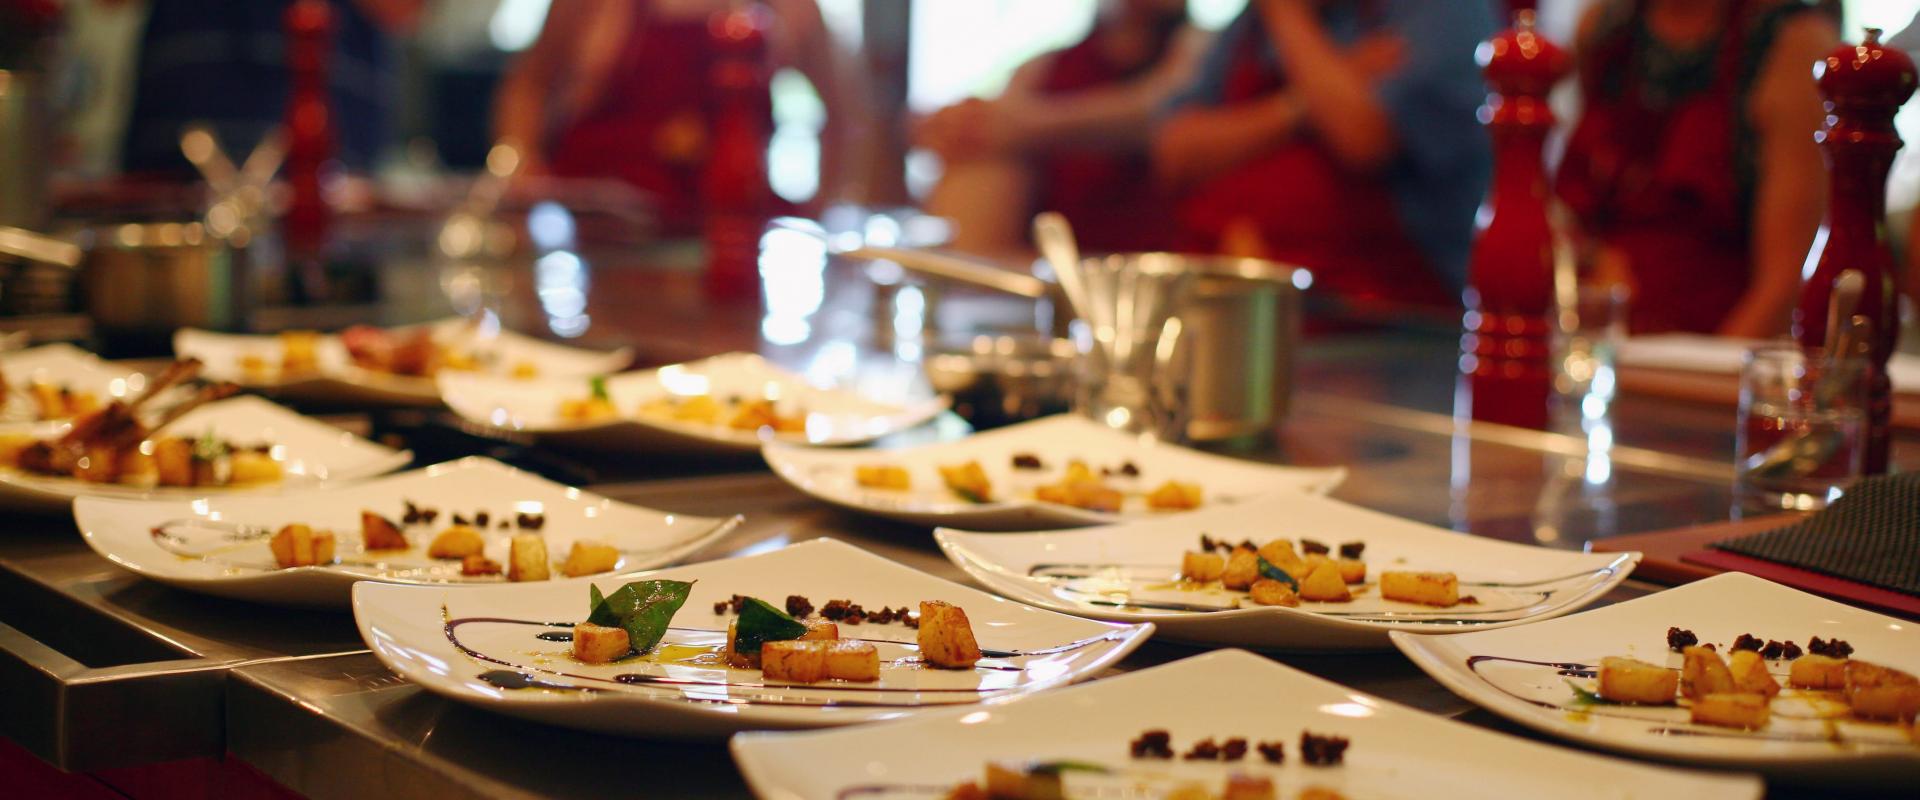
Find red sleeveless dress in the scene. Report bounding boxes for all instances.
[547,6,774,235]
[1032,29,1178,254]
[1555,0,1813,333]
[1175,30,1453,308]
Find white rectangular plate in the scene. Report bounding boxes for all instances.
[0,394,411,511]
[937,491,1636,650]
[75,457,739,607]
[1392,572,1920,783]
[766,415,1347,531]
[439,352,947,455]
[0,344,151,433]
[354,538,1152,738]
[731,649,1759,800]
[176,318,632,407]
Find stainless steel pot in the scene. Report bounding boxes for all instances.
[78,222,245,333]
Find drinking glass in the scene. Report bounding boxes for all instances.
[1551,284,1629,425]
[1734,343,1867,512]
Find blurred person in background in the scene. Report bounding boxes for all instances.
[119,0,423,175]
[492,0,864,235]
[1154,0,1495,310]
[1555,0,1836,336]
[917,0,1210,257]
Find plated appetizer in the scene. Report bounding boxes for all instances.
[235,325,538,383]
[859,455,1206,513]
[0,343,145,430]
[354,539,1151,736]
[1392,572,1920,781]
[1173,536,1465,610]
[730,649,1760,800]
[555,375,808,434]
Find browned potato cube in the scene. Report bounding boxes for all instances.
[1689,692,1770,729]
[800,618,839,641]
[571,622,630,664]
[228,450,282,484]
[1182,551,1225,582]
[1844,660,1920,721]
[1302,553,1332,576]
[1727,650,1781,698]
[1788,654,1847,690]
[983,763,1036,800]
[268,524,336,568]
[917,601,982,669]
[1248,578,1300,607]
[1298,789,1347,800]
[1681,646,1736,700]
[1336,559,1366,584]
[1380,571,1459,607]
[361,511,409,550]
[1145,480,1202,510]
[426,525,484,559]
[938,461,993,503]
[1221,773,1276,800]
[460,554,502,576]
[1256,540,1305,577]
[822,640,880,681]
[1222,549,1261,590]
[77,443,118,483]
[1598,656,1678,704]
[508,534,550,582]
[855,465,911,490]
[762,640,828,682]
[1298,562,1352,602]
[558,539,621,577]
[152,437,194,487]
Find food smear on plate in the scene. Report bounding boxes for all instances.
[936,730,1352,800]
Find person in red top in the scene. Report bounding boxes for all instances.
[918,0,1209,257]
[1556,0,1836,336]
[492,0,863,234]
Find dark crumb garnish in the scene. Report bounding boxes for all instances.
[499,520,511,529]
[1255,741,1284,764]
[516,512,546,530]
[725,594,749,613]
[1237,539,1259,552]
[1129,730,1173,759]
[1338,541,1365,559]
[1808,636,1853,658]
[1182,738,1221,761]
[475,511,491,528]
[1118,461,1140,477]
[1221,738,1248,762]
[422,508,439,524]
[1299,732,1348,766]
[1666,627,1699,652]
[712,600,729,614]
[1780,641,1803,660]
[1457,595,1480,604]
[402,500,424,525]
[1300,539,1330,556]
[1730,633,1763,653]
[452,513,469,526]
[786,595,814,618]
[1011,453,1044,470]
[821,599,851,620]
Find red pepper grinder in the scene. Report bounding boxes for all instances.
[283,0,336,300]
[1460,10,1568,430]
[1794,28,1916,474]
[701,4,774,303]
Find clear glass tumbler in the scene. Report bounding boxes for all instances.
[1734,343,1867,512]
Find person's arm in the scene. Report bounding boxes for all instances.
[1257,0,1399,171]
[491,1,628,175]
[1152,92,1306,187]
[996,27,1216,152]
[1717,12,1837,338]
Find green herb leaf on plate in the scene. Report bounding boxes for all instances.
[589,375,609,402]
[585,579,695,654]
[1256,556,1297,590]
[733,597,809,655]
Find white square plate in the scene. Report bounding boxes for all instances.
[937,491,1637,650]
[0,343,150,434]
[176,319,632,407]
[0,394,411,511]
[1392,572,1920,783]
[731,649,1759,800]
[439,352,947,455]
[75,457,739,607]
[354,538,1153,738]
[766,415,1347,531]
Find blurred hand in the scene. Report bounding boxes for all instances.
[915,98,1022,163]
[1344,34,1406,81]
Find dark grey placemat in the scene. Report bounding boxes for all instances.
[1713,473,1920,596]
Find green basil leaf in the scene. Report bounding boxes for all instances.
[584,579,695,654]
[1256,556,1297,590]
[953,486,988,504]
[589,375,609,402]
[733,596,808,655]
[586,584,615,626]
[1565,678,1617,706]
[1027,761,1111,776]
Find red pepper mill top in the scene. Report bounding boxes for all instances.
[700,4,774,302]
[1795,28,1917,474]
[1460,11,1569,430]
[282,0,336,269]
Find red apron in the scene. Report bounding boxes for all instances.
[1033,28,1178,254]
[1176,28,1452,307]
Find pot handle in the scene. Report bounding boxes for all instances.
[0,226,81,268]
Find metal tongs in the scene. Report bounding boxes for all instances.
[179,123,288,243]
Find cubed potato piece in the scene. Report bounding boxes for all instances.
[1221,773,1276,800]
[1145,480,1202,510]
[151,437,194,487]
[1380,571,1459,607]
[938,461,993,503]
[1297,789,1347,800]
[1256,540,1306,577]
[822,640,880,681]
[1248,578,1300,607]
[1681,646,1736,700]
[361,511,409,550]
[1182,551,1226,582]
[117,449,157,486]
[427,525,485,559]
[228,450,282,484]
[77,442,118,483]
[1598,656,1678,704]
[460,554,502,576]
[508,534,550,582]
[1302,553,1332,575]
[1298,562,1352,602]
[268,524,336,568]
[571,622,631,664]
[855,464,911,490]
[510,361,539,379]
[1788,654,1847,690]
[558,539,621,577]
[983,763,1034,800]
[1162,784,1212,800]
[945,782,987,800]
[673,394,722,423]
[1727,650,1781,698]
[1689,693,1771,729]
[0,433,35,466]
[800,618,839,641]
[762,640,828,683]
[1844,660,1920,721]
[1222,549,1261,591]
[917,601,983,669]
[1336,558,1366,584]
